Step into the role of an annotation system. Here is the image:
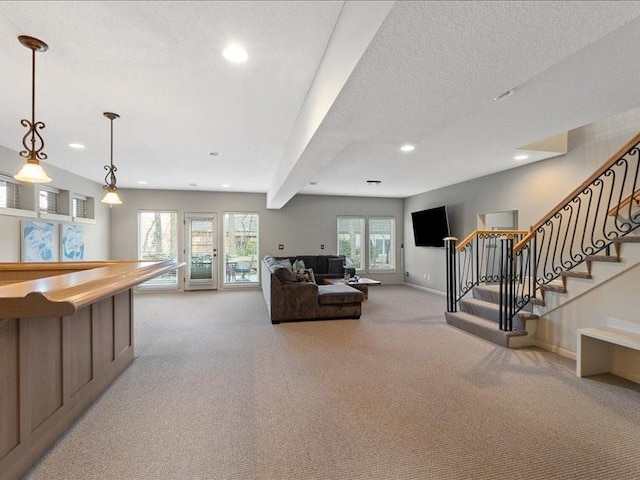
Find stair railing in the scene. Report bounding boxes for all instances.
[499,131,640,329]
[445,230,528,313]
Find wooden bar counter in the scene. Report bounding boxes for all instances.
[0,260,181,480]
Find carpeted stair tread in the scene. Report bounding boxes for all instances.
[613,235,640,244]
[472,284,536,311]
[586,255,620,263]
[459,298,536,331]
[540,282,567,293]
[561,270,592,279]
[444,311,526,347]
[460,298,501,323]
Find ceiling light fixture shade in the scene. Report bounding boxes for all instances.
[14,35,52,183]
[222,44,248,63]
[101,112,123,205]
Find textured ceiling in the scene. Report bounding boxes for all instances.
[2,1,640,208]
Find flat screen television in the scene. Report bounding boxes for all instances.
[411,206,450,247]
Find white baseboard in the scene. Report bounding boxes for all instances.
[610,367,640,384]
[534,339,576,360]
[404,282,446,297]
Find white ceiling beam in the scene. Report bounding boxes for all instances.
[266,0,394,209]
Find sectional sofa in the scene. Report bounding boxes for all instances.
[261,255,363,324]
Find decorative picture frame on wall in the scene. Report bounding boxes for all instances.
[21,220,57,262]
[61,223,85,261]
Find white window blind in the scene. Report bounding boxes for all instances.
[0,175,21,209]
[73,197,87,218]
[39,186,60,213]
[138,211,179,289]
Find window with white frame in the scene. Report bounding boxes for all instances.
[337,216,365,271]
[39,186,60,214]
[368,217,395,271]
[138,211,179,289]
[0,175,21,209]
[73,196,87,218]
[223,212,259,285]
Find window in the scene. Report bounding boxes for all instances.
[369,217,395,271]
[39,186,60,214]
[73,196,87,218]
[223,212,259,285]
[138,211,179,289]
[337,216,365,270]
[0,175,21,209]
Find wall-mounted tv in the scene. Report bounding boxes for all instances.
[411,206,450,247]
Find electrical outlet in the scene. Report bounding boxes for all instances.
[406,271,409,277]
[427,274,431,281]
[423,273,427,279]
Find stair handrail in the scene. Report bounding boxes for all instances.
[456,229,528,252]
[514,130,640,254]
[500,131,640,329]
[607,187,640,217]
[445,230,528,313]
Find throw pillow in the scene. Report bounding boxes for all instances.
[295,268,315,283]
[275,258,293,271]
[292,259,306,270]
[275,267,297,283]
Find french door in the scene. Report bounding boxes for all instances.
[184,213,218,290]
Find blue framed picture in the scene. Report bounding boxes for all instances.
[21,220,57,262]
[61,224,85,261]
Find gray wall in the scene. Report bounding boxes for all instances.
[403,106,640,292]
[110,190,404,285]
[0,145,111,261]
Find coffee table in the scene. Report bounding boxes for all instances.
[323,277,381,299]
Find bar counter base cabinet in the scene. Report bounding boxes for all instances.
[0,289,134,480]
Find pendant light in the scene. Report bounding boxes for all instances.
[101,112,123,205]
[14,35,52,183]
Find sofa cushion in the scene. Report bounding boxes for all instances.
[295,268,316,283]
[292,259,306,270]
[275,266,297,283]
[317,284,363,305]
[275,258,293,271]
[327,257,345,275]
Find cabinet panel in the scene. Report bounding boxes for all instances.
[29,317,63,431]
[93,299,114,375]
[114,291,131,357]
[0,319,19,460]
[69,307,93,396]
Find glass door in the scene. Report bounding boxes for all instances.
[185,213,218,290]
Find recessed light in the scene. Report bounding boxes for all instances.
[68,143,85,149]
[366,180,382,185]
[188,183,197,187]
[514,154,529,160]
[137,181,148,185]
[221,184,230,188]
[222,44,248,63]
[209,152,220,156]
[400,144,415,152]
[494,89,515,101]
[309,181,318,185]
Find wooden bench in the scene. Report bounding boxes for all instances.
[577,317,640,382]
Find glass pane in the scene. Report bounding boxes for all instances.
[138,211,179,288]
[190,219,213,280]
[223,213,259,285]
[369,218,395,271]
[338,217,365,270]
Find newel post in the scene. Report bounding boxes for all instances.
[444,237,458,313]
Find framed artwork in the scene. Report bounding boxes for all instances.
[21,220,57,262]
[61,224,85,261]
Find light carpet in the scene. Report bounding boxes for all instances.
[23,286,640,479]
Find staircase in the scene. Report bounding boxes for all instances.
[444,131,640,348]
[445,235,640,348]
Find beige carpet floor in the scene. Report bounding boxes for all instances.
[23,286,640,479]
